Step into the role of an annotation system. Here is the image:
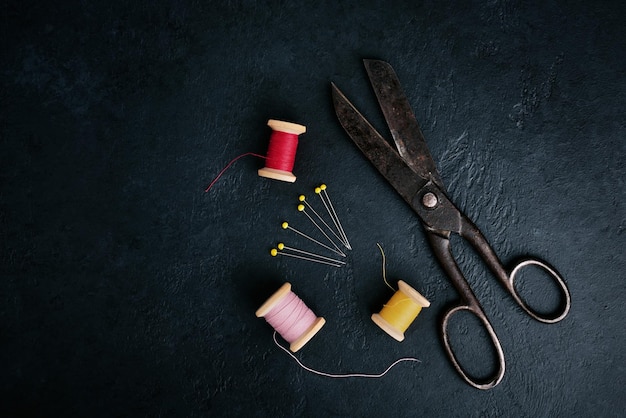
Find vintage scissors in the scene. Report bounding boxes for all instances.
[331,59,571,390]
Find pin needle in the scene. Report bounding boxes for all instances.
[316,184,351,250]
[281,222,346,257]
[299,195,348,249]
[278,242,345,265]
[270,247,344,268]
[297,204,345,256]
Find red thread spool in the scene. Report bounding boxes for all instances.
[258,119,306,183]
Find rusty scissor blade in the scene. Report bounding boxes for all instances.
[363,59,445,191]
[331,82,425,206]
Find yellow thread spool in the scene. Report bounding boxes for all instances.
[371,280,430,342]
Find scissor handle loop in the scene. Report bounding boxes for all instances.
[507,258,571,323]
[441,304,505,390]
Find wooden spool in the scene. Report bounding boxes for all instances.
[256,282,325,352]
[257,119,306,183]
[371,280,430,342]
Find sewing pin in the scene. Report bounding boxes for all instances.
[316,184,351,250]
[298,195,349,249]
[270,246,344,268]
[281,222,346,257]
[320,184,351,249]
[297,204,345,256]
[278,242,345,265]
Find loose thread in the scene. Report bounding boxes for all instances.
[205,152,266,192]
[377,243,395,291]
[273,332,420,379]
[383,298,416,309]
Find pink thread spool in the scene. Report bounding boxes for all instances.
[255,282,325,352]
[257,119,306,183]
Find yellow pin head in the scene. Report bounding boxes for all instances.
[270,248,278,256]
[314,187,321,194]
[281,222,288,229]
[297,204,305,212]
[299,195,306,202]
[320,184,327,191]
[277,243,285,250]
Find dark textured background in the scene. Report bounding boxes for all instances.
[2,0,625,416]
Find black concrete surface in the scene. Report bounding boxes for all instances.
[2,1,625,416]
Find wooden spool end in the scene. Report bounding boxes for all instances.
[257,167,297,182]
[397,280,430,308]
[290,316,325,353]
[371,313,405,342]
[256,282,292,317]
[371,280,430,342]
[267,119,306,135]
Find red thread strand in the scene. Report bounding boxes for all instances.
[204,152,266,192]
[204,128,300,192]
[265,131,299,172]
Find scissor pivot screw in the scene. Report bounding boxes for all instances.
[422,192,438,208]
